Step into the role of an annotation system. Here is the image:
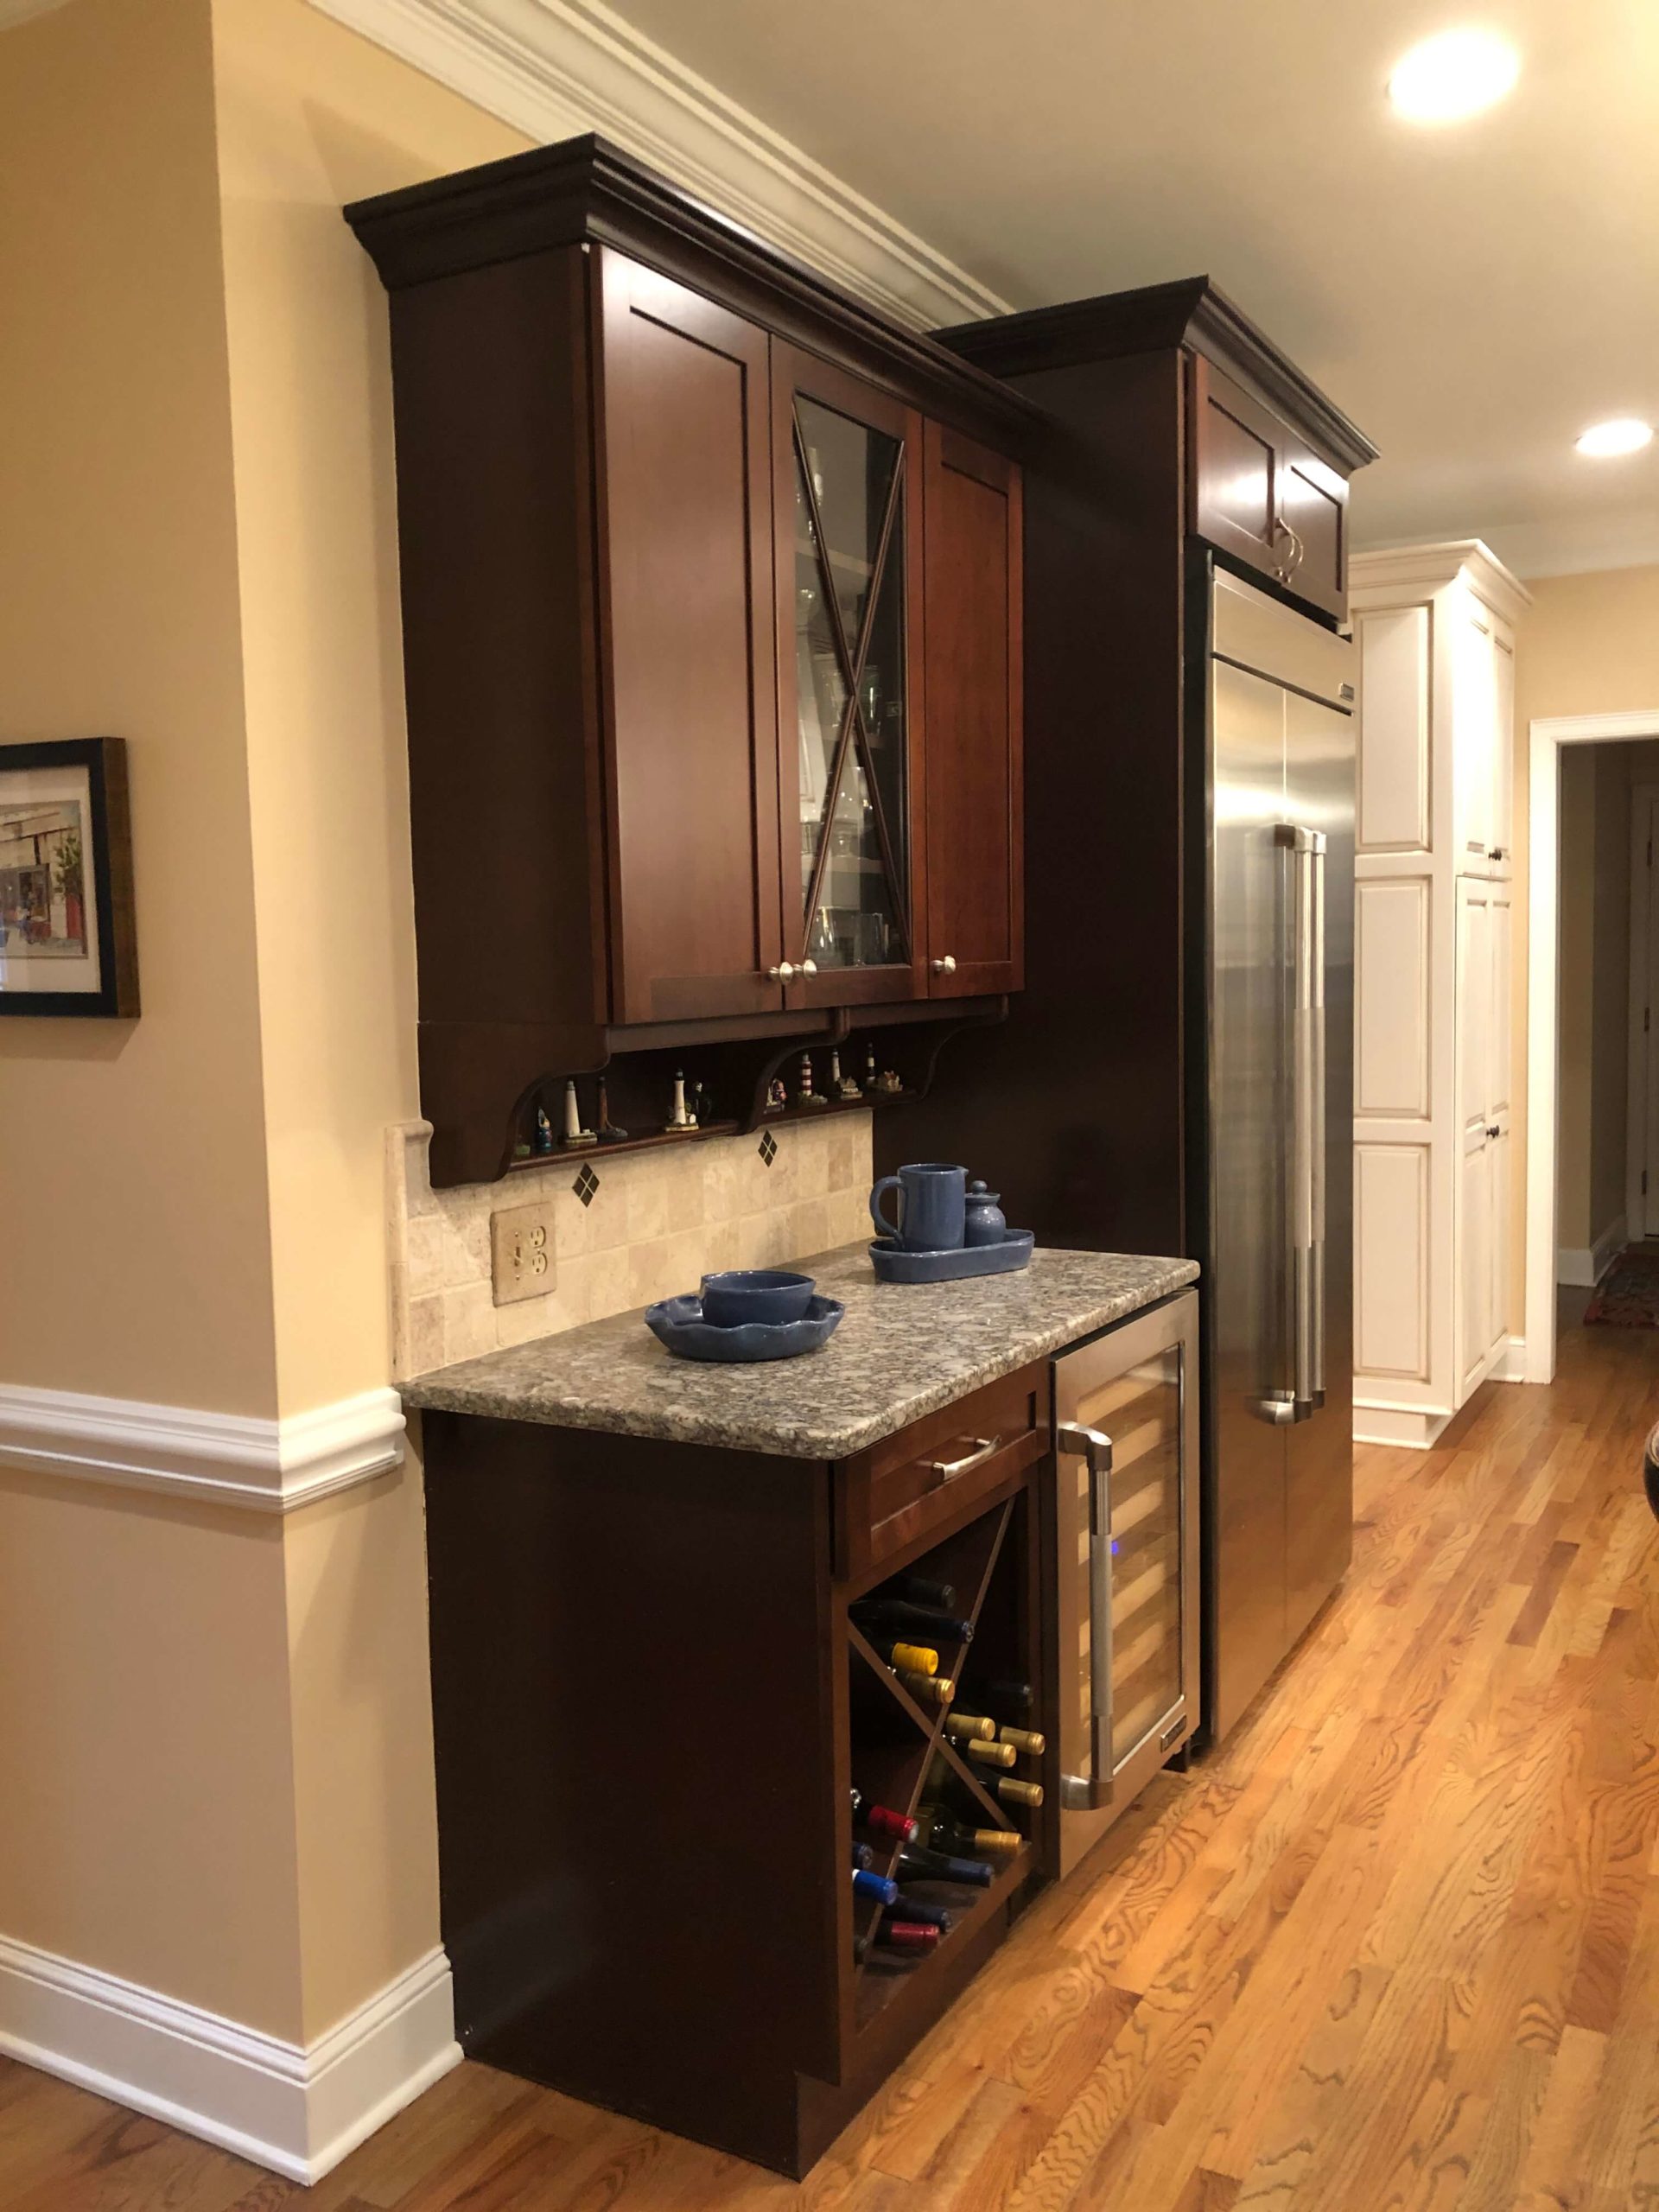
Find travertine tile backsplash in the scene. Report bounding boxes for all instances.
[387,1115,874,1380]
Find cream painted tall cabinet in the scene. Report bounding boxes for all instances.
[1350,542,1528,1447]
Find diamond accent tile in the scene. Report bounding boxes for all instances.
[573,1163,601,1207]
[758,1131,778,1167]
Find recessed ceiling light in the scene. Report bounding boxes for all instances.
[1575,419,1654,460]
[1387,29,1521,124]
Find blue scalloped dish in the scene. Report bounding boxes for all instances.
[644,1292,846,1363]
[868,1230,1035,1284]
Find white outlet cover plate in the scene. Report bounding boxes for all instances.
[491,1200,556,1306]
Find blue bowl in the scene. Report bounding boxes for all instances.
[698,1268,815,1328]
[645,1293,844,1363]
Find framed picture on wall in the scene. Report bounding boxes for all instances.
[0,737,139,1018]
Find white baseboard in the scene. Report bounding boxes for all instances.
[1493,1335,1529,1382]
[1558,1216,1628,1289]
[0,1383,404,1512]
[0,1936,458,2183]
[1354,1402,1454,1449]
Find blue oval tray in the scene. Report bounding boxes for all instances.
[868,1230,1034,1284]
[644,1291,845,1363]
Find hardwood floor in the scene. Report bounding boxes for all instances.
[4,1320,1656,2211]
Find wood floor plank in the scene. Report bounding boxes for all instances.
[3,1320,1656,2211]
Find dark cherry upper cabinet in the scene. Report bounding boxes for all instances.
[595,253,783,1022]
[774,346,928,1011]
[921,423,1024,996]
[1189,358,1348,620]
[346,136,1030,1184]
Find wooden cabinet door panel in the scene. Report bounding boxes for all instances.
[1453,602,1497,872]
[921,422,1024,995]
[1279,440,1347,620]
[1190,358,1281,580]
[773,345,927,1010]
[595,251,784,1023]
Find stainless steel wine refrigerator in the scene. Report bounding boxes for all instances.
[881,280,1374,1777]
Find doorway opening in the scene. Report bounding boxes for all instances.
[1525,712,1659,1379]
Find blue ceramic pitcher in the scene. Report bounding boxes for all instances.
[869,1162,968,1252]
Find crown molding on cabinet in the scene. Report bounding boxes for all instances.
[0,1382,405,1512]
[1349,537,1532,628]
[0,1936,457,2183]
[307,0,1012,334]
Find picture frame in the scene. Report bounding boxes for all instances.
[0,736,139,1018]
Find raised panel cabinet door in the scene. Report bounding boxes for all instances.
[1188,357,1284,587]
[773,346,927,1009]
[1453,603,1497,871]
[1455,878,1494,1397]
[1490,626,1516,873]
[594,251,785,1023]
[921,422,1024,996]
[1278,433,1348,621]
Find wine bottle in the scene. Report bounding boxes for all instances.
[917,1805,1022,1860]
[881,1896,953,1932]
[852,1867,899,1907]
[980,1677,1033,1716]
[942,1713,995,1743]
[874,1921,939,1954]
[868,1637,938,1676]
[850,1599,975,1644]
[850,1788,918,1843]
[992,1775,1043,1809]
[998,1726,1046,1756]
[851,1840,874,1871]
[896,1573,956,1611]
[963,1738,1017,1770]
[895,1842,994,1888]
[899,1669,956,1707]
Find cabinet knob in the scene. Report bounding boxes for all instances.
[1487,1123,1501,1140]
[767,962,796,982]
[799,958,817,976]
[1489,846,1507,861]
[931,955,957,976]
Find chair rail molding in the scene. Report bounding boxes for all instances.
[305,0,1012,331]
[0,1382,405,1511]
[0,1936,457,2183]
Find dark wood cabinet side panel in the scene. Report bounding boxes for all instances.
[388,251,607,1033]
[922,423,1022,996]
[878,353,1185,1259]
[595,253,784,1024]
[423,1414,842,2113]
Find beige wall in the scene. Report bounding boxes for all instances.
[210,0,528,1420]
[0,0,524,2050]
[1512,566,1659,1308]
[0,0,275,1414]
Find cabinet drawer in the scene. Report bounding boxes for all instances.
[836,1363,1049,1582]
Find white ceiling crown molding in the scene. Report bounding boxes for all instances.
[307,0,1011,332]
[0,1383,405,1512]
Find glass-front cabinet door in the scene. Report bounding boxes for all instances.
[774,349,925,1006]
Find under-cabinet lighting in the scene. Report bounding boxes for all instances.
[1386,29,1520,124]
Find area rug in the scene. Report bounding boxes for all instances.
[1584,1244,1659,1327]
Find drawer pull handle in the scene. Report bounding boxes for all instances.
[929,1435,1000,1484]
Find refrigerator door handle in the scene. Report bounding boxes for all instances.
[1276,823,1326,1419]
[1056,1421,1114,1809]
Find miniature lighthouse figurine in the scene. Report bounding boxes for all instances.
[666,1070,697,1131]
[832,1047,861,1101]
[560,1077,596,1148]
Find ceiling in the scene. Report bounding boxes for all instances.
[605,0,1659,576]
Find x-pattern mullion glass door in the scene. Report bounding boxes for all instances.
[774,348,925,1007]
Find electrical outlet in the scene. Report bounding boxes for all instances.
[491,1200,556,1306]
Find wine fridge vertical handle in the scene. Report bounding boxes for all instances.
[1275,823,1326,1419]
[1057,1421,1114,1794]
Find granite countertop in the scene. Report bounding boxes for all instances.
[403,1243,1198,1460]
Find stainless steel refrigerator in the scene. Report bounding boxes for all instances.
[1198,565,1355,1742]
